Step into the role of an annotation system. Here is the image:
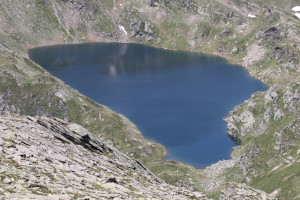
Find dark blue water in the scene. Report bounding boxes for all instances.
[29,43,267,168]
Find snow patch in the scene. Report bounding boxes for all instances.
[292,6,300,12]
[248,13,256,18]
[295,13,300,19]
[292,6,300,19]
[119,25,127,36]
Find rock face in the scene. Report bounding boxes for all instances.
[220,182,276,200]
[129,19,156,41]
[0,114,207,199]
[224,77,300,198]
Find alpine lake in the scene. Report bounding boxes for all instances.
[29,43,267,168]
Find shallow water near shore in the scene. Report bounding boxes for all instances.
[29,43,267,168]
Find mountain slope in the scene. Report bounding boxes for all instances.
[0,114,207,199]
[0,0,299,199]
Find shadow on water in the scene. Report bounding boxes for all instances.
[29,42,268,168]
[228,135,242,146]
[30,43,224,75]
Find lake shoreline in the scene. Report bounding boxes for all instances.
[27,40,263,168]
[28,42,267,167]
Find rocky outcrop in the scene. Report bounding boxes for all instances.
[220,182,276,200]
[129,19,156,42]
[224,78,300,197]
[0,114,208,199]
[259,27,281,44]
[226,79,299,139]
[200,159,237,192]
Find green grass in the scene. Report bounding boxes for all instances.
[92,13,116,34]
[251,162,300,199]
[147,160,206,191]
[0,49,166,164]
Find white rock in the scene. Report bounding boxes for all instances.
[67,123,90,137]
[55,90,70,101]
[193,191,205,198]
[13,155,22,164]
[101,183,130,194]
[283,159,290,164]
[265,87,278,101]
[17,180,25,184]
[48,194,71,200]
[3,178,12,184]
[274,109,284,121]
[16,145,32,157]
[240,110,255,130]
[48,153,67,163]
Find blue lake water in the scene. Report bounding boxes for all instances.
[29,43,267,168]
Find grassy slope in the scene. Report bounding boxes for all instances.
[0,50,166,163]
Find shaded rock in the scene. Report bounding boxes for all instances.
[220,30,231,37]
[107,177,118,184]
[130,19,155,42]
[260,27,280,44]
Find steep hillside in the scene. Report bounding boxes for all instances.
[0,50,166,164]
[0,114,208,199]
[0,0,299,199]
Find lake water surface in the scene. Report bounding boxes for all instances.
[29,43,267,167]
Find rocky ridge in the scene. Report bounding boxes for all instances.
[0,114,207,199]
[223,77,300,198]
